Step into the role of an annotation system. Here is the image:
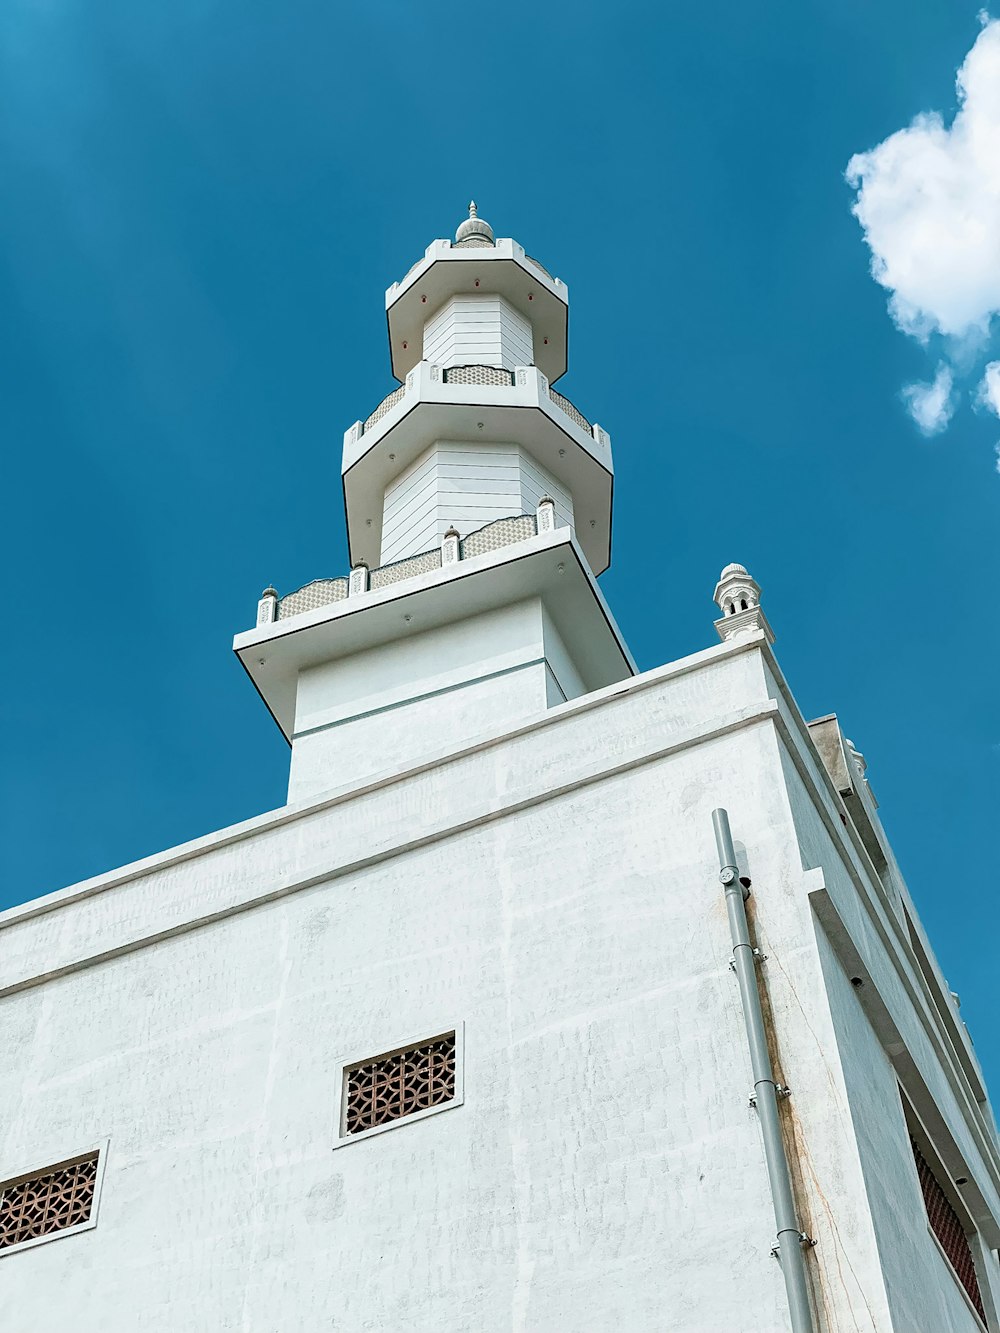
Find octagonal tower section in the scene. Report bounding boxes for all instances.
[342,204,614,576]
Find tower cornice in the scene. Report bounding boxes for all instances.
[386,237,568,384]
[235,524,632,743]
[341,360,612,573]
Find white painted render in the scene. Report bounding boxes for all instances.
[380,440,573,563]
[422,294,533,371]
[286,598,583,802]
[236,528,634,743]
[341,360,612,574]
[3,634,999,1331]
[5,207,999,1333]
[385,236,567,383]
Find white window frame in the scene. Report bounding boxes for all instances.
[0,1138,110,1259]
[332,1022,465,1149]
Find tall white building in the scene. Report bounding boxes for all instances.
[2,206,999,1332]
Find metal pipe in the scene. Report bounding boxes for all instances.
[712,808,815,1333]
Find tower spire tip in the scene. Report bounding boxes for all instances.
[455,199,493,245]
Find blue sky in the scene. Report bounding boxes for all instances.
[2,3,998,1089]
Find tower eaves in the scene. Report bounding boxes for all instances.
[385,228,568,384]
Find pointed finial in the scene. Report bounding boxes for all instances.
[455,200,494,245]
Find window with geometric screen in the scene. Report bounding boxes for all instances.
[911,1136,986,1323]
[344,1032,456,1135]
[0,1153,99,1251]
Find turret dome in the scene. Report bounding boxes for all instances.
[455,200,494,245]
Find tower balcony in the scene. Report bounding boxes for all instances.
[342,361,613,575]
[236,516,634,747]
[386,237,568,383]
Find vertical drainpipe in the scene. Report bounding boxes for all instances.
[712,808,816,1333]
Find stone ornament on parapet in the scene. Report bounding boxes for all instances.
[256,587,278,627]
[348,563,369,598]
[441,528,460,566]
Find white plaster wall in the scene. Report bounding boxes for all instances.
[380,441,573,564]
[773,721,1000,1332]
[1,639,996,1332]
[423,294,533,370]
[287,599,580,803]
[814,920,993,1333]
[0,724,791,1331]
[766,654,1000,1220]
[540,604,586,706]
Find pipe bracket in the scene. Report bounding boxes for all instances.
[771,1234,817,1259]
[750,1083,792,1108]
[729,947,767,972]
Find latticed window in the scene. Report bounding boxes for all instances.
[0,1153,99,1251]
[442,364,514,387]
[911,1137,986,1322]
[344,1032,457,1135]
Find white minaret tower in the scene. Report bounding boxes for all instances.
[236,205,634,802]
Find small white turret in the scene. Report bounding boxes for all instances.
[712,562,775,645]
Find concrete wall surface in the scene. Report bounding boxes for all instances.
[286,599,580,802]
[766,655,1000,1331]
[422,295,534,371]
[771,694,1000,1331]
[380,441,572,564]
[2,634,997,1332]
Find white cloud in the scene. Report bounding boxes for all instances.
[902,364,956,435]
[981,364,1000,470]
[846,18,1000,344]
[979,360,1000,416]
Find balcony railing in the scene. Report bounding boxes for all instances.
[548,388,591,435]
[259,506,559,627]
[356,364,596,442]
[276,577,349,621]
[524,254,553,280]
[363,384,406,433]
[443,364,513,387]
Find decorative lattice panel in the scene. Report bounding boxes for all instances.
[452,237,494,249]
[524,254,553,280]
[345,1033,456,1135]
[548,388,592,435]
[0,1154,99,1250]
[278,578,349,620]
[363,384,406,433]
[443,364,514,387]
[370,549,442,590]
[461,514,536,561]
[911,1139,985,1321]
